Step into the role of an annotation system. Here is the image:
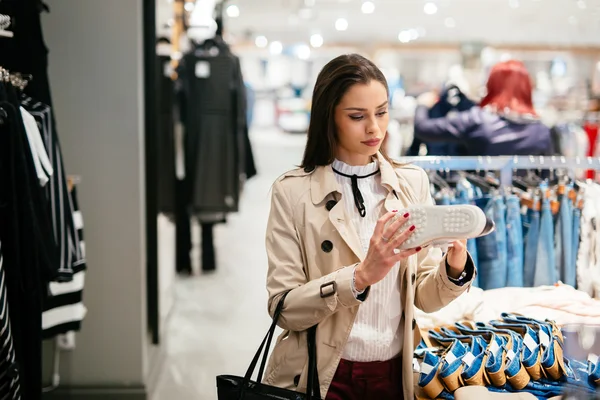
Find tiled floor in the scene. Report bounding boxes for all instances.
[152,128,307,400]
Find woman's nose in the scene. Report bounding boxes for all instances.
[366,116,379,134]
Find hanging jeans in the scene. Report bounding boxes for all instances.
[534,198,557,286]
[455,190,479,287]
[523,207,540,288]
[475,196,507,290]
[505,195,524,287]
[556,191,575,287]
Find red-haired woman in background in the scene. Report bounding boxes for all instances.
[413,60,553,156]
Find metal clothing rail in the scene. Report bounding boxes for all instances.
[398,155,600,187]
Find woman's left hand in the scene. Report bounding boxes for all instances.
[446,239,468,278]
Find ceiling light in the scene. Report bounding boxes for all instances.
[335,18,349,31]
[577,0,586,9]
[269,41,283,55]
[509,0,519,8]
[310,33,324,48]
[398,30,412,43]
[361,1,375,14]
[184,2,195,11]
[568,15,578,24]
[255,35,268,48]
[297,44,311,60]
[408,28,419,40]
[444,17,456,28]
[423,2,438,15]
[226,5,240,18]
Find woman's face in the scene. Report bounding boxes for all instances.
[334,80,389,166]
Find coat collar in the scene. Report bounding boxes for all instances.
[310,152,401,205]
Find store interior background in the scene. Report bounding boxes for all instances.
[29,0,600,399]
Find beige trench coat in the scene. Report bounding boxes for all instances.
[263,152,475,399]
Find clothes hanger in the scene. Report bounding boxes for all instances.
[429,171,451,191]
[0,14,14,38]
[464,172,494,192]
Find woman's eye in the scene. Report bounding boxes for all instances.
[349,115,364,121]
[376,111,388,117]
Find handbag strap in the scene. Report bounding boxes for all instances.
[241,292,289,387]
[239,291,322,400]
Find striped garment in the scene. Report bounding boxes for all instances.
[42,186,87,338]
[19,96,87,338]
[20,96,85,282]
[0,244,22,400]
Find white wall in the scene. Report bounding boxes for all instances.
[41,0,150,393]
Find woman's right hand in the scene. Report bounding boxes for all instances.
[354,210,422,291]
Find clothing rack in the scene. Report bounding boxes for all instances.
[400,155,600,186]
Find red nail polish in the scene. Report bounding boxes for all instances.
[392,209,398,213]
[403,213,410,218]
[416,246,422,252]
[409,225,416,231]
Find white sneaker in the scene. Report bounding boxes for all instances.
[395,205,495,250]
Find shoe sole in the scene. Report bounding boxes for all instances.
[395,205,494,250]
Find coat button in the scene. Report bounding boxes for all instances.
[412,318,417,330]
[321,240,333,253]
[326,200,337,211]
[411,273,416,285]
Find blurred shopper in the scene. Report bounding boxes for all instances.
[414,60,553,156]
[263,54,475,400]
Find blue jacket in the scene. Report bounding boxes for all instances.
[408,86,473,156]
[414,105,553,156]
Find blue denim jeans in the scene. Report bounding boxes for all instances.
[561,358,599,395]
[571,207,581,288]
[475,196,507,290]
[588,354,600,383]
[473,323,528,386]
[417,350,454,400]
[455,190,479,287]
[453,324,507,386]
[505,195,524,287]
[556,190,575,287]
[534,197,557,286]
[489,321,542,377]
[523,206,540,287]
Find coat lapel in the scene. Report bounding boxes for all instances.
[328,201,365,261]
[310,152,422,262]
[310,164,365,261]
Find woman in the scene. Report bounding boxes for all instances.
[263,54,476,400]
[414,60,553,156]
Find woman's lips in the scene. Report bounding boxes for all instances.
[362,138,381,147]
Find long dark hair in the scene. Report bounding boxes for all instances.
[300,53,396,171]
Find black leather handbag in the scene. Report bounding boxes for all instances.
[216,292,322,400]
